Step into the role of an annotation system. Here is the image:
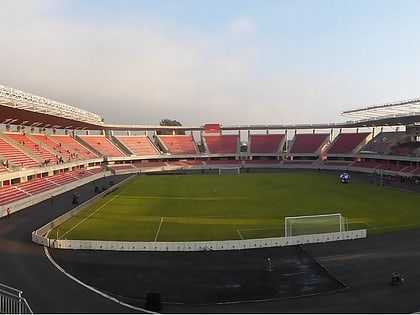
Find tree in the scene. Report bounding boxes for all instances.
[157,118,185,135]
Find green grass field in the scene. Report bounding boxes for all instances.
[53,172,420,242]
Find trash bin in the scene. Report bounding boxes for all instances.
[72,194,79,205]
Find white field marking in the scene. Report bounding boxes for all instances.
[129,195,223,201]
[367,223,418,231]
[61,179,138,239]
[154,217,165,242]
[199,213,247,219]
[360,221,375,229]
[236,227,281,239]
[345,220,374,229]
[237,227,281,232]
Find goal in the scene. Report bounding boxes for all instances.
[218,167,240,175]
[284,213,347,237]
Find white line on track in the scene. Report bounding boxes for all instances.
[154,217,165,242]
[44,247,154,313]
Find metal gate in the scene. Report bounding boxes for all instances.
[0,283,33,314]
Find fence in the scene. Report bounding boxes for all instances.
[34,229,367,252]
[0,283,33,314]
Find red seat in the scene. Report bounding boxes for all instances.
[249,134,284,153]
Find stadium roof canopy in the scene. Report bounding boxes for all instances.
[0,85,200,132]
[341,98,420,126]
[0,85,105,130]
[2,84,420,131]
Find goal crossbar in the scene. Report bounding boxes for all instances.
[285,213,343,220]
[285,213,346,237]
[218,167,240,175]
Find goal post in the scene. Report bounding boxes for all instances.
[218,167,240,175]
[284,213,347,237]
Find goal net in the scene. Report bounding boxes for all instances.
[284,213,347,237]
[218,167,240,175]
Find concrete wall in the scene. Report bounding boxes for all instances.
[33,229,366,252]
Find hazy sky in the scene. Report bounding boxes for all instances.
[1,0,420,127]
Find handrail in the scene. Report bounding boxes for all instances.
[0,283,33,314]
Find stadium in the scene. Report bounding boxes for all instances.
[2,84,420,313]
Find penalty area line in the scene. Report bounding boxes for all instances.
[237,227,282,240]
[154,217,165,242]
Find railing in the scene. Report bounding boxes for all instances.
[0,283,33,314]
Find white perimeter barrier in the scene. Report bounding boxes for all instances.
[35,229,366,252]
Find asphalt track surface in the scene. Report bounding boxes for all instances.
[1,172,420,313]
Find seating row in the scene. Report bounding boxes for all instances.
[0,168,104,206]
[0,131,419,173]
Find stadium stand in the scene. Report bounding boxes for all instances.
[115,135,161,156]
[131,161,167,169]
[0,163,9,173]
[202,135,239,154]
[322,160,353,167]
[282,160,315,166]
[77,135,127,157]
[50,134,98,159]
[352,160,382,170]
[389,142,420,157]
[48,168,104,185]
[16,177,58,195]
[326,132,370,154]
[5,132,56,162]
[6,133,68,166]
[0,185,29,206]
[376,161,406,172]
[401,165,418,173]
[249,134,284,154]
[288,133,329,154]
[360,132,407,155]
[410,167,420,175]
[0,135,41,168]
[31,133,79,162]
[0,168,104,205]
[205,159,241,166]
[166,160,204,167]
[156,135,198,155]
[5,132,59,164]
[204,123,221,134]
[107,163,137,172]
[245,159,280,165]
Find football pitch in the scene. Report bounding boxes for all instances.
[54,172,420,242]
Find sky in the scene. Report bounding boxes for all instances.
[1,0,420,127]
